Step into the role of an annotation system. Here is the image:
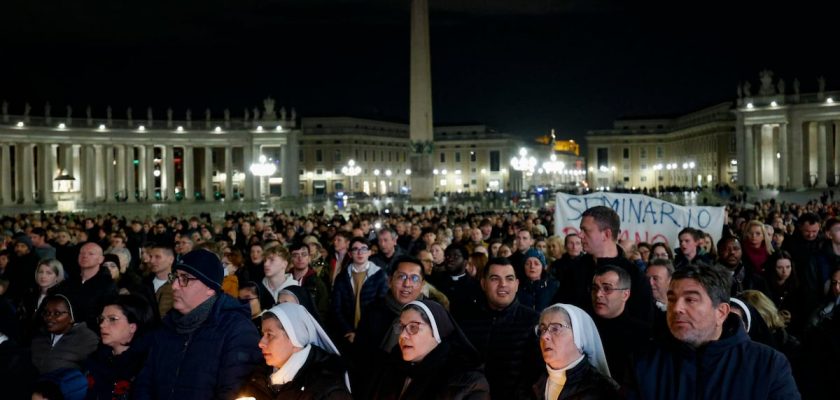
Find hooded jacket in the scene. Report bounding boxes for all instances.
[133,294,263,400]
[630,314,800,400]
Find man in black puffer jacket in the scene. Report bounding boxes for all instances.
[458,258,541,400]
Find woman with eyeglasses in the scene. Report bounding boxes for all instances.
[238,302,352,400]
[85,294,154,400]
[366,299,490,399]
[31,294,98,374]
[532,303,619,400]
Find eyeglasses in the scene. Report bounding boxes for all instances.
[393,321,425,336]
[590,285,629,295]
[534,322,571,337]
[168,272,199,287]
[350,247,369,254]
[97,315,123,325]
[42,310,69,318]
[394,273,422,284]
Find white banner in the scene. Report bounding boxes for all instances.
[554,192,725,247]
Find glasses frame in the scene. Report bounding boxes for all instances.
[350,246,369,254]
[97,315,123,325]
[393,272,422,285]
[41,310,70,318]
[393,321,425,336]
[590,285,629,295]
[534,322,571,337]
[168,272,199,287]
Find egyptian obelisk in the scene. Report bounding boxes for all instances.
[409,0,435,201]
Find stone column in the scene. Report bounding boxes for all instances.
[94,145,104,201]
[183,146,194,201]
[1,145,11,205]
[818,122,828,188]
[835,121,840,185]
[105,145,116,202]
[116,146,128,201]
[790,119,805,190]
[145,145,156,201]
[19,144,34,205]
[239,143,255,201]
[284,131,300,197]
[778,123,788,189]
[224,146,234,201]
[125,145,136,202]
[203,147,214,201]
[163,145,175,201]
[39,143,55,205]
[83,145,96,203]
[735,122,745,188]
[743,125,755,190]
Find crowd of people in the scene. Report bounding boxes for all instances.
[0,195,838,399]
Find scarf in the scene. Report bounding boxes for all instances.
[173,295,217,334]
[270,345,311,385]
[545,354,585,400]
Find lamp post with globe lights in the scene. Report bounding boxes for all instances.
[249,155,277,203]
[341,159,361,196]
[510,148,537,192]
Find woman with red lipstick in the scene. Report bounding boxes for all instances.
[366,299,490,399]
[240,302,351,400]
[85,294,154,400]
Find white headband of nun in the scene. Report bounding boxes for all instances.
[729,298,751,332]
[406,300,441,344]
[54,294,75,322]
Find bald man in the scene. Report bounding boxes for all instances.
[56,242,117,331]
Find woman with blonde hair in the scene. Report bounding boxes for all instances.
[742,221,774,274]
[739,290,800,358]
[545,236,565,264]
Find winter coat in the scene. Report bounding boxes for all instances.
[630,314,800,400]
[84,339,150,400]
[239,346,351,400]
[133,294,264,400]
[330,262,389,336]
[459,299,542,400]
[31,323,98,374]
[517,276,560,312]
[530,356,621,400]
[366,341,490,400]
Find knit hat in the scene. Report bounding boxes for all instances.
[174,249,223,292]
[102,254,121,270]
[13,233,33,251]
[524,248,546,268]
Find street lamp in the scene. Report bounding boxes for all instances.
[341,159,361,195]
[249,155,277,202]
[510,148,537,191]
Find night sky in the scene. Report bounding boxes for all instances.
[1,1,836,147]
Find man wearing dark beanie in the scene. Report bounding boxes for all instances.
[134,249,263,400]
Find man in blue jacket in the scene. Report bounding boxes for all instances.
[630,263,800,399]
[134,249,263,399]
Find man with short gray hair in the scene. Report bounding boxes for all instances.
[630,263,800,399]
